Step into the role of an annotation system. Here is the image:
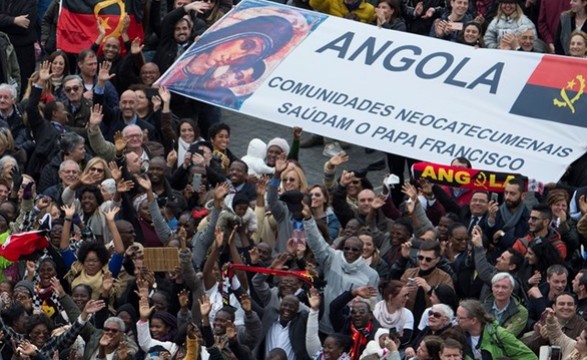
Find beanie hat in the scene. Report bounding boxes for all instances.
[267,137,290,155]
[14,280,34,297]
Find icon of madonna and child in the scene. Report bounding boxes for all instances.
[157,0,326,109]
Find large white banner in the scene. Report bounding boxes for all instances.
[157,0,587,183]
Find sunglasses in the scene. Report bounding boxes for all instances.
[429,311,443,319]
[528,216,543,222]
[89,167,104,173]
[418,255,435,262]
[103,327,120,334]
[344,246,361,252]
[309,192,322,197]
[64,86,80,93]
[283,177,297,183]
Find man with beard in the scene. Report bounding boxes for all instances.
[512,204,566,260]
[482,177,530,261]
[254,295,311,360]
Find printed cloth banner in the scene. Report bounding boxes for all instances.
[411,162,528,193]
[57,0,144,53]
[157,0,587,183]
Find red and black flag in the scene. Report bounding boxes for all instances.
[510,55,587,128]
[57,0,144,54]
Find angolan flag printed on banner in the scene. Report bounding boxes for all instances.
[510,55,587,128]
[57,0,144,54]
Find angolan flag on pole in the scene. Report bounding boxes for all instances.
[56,0,144,54]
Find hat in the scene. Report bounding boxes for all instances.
[14,280,34,297]
[279,191,304,214]
[267,137,290,155]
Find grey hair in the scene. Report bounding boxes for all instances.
[59,132,85,154]
[431,303,454,319]
[491,272,515,288]
[516,24,536,37]
[104,317,126,332]
[59,159,80,172]
[0,155,18,174]
[62,75,83,87]
[0,84,17,100]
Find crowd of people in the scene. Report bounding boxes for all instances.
[0,0,583,359]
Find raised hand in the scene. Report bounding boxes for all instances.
[108,162,122,181]
[293,127,303,140]
[96,18,106,36]
[138,295,154,321]
[248,247,260,264]
[117,180,134,193]
[167,149,177,168]
[214,182,230,202]
[151,95,162,112]
[35,195,51,210]
[401,183,418,201]
[256,176,268,197]
[38,61,52,83]
[471,225,483,247]
[352,285,378,299]
[198,294,211,317]
[97,61,115,83]
[102,206,120,222]
[117,340,129,360]
[135,174,152,191]
[99,332,113,347]
[328,152,349,167]
[274,156,288,175]
[178,289,190,309]
[82,300,106,321]
[371,194,386,210]
[114,131,127,153]
[239,293,252,313]
[26,261,36,278]
[225,320,237,340]
[121,15,130,33]
[214,227,224,249]
[307,287,321,310]
[102,271,114,294]
[61,203,76,219]
[270,252,291,270]
[130,37,144,55]
[50,277,65,297]
[339,170,355,187]
[158,86,171,104]
[89,104,103,129]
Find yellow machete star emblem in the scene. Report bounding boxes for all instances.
[553,74,585,114]
[94,0,127,39]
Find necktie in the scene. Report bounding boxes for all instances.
[468,216,479,232]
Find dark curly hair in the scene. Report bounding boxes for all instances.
[78,185,104,206]
[77,241,109,267]
[25,314,54,335]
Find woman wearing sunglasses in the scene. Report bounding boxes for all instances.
[405,304,453,359]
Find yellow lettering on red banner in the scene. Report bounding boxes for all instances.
[421,165,437,180]
[455,171,470,184]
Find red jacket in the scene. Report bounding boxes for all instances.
[512,228,566,260]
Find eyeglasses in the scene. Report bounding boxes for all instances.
[103,327,120,334]
[344,246,361,252]
[429,311,443,318]
[418,255,435,262]
[125,133,142,139]
[64,86,80,93]
[283,177,297,183]
[89,167,104,173]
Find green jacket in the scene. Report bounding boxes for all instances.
[466,321,537,360]
[0,32,20,96]
[483,295,528,337]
